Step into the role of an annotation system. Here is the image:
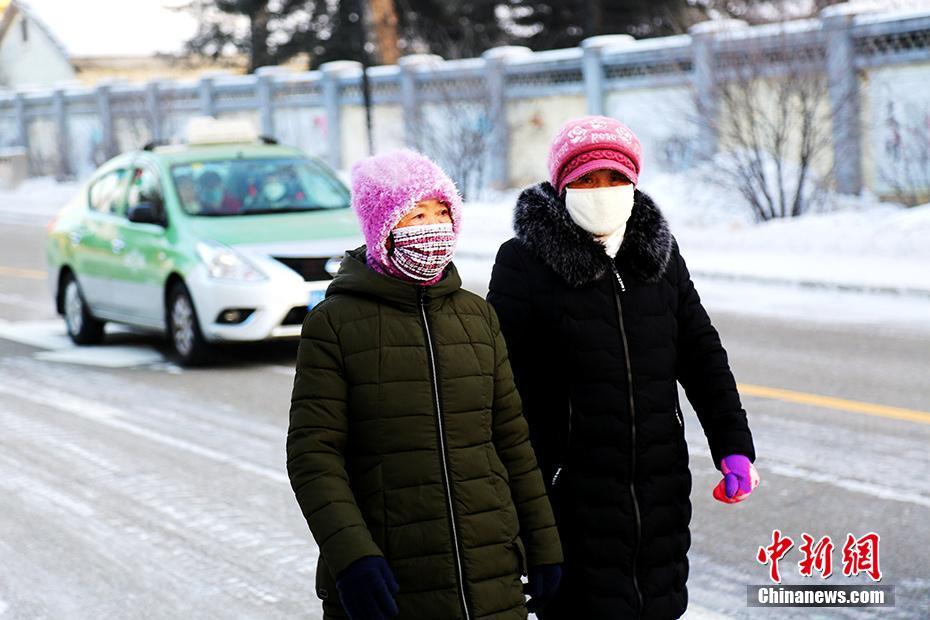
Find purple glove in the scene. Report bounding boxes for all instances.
[524,564,562,612]
[713,454,760,504]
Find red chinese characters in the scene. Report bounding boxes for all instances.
[841,532,882,581]
[757,530,882,583]
[798,533,835,578]
[757,529,795,583]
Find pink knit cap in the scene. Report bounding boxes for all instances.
[548,116,643,194]
[350,149,462,271]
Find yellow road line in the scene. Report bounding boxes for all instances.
[739,383,930,425]
[0,265,47,280]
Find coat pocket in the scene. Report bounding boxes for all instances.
[486,444,510,482]
[489,447,519,512]
[486,444,512,505]
[353,462,387,556]
[511,536,529,576]
[486,444,521,540]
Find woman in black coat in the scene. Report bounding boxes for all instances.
[487,116,760,619]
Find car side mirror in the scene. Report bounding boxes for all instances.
[128,201,165,226]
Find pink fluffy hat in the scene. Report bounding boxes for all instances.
[548,115,643,194]
[350,149,463,270]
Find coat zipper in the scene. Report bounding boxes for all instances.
[419,288,471,620]
[551,400,573,488]
[608,262,644,615]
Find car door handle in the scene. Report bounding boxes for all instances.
[111,238,126,254]
[69,231,82,245]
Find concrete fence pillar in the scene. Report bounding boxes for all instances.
[688,19,748,159]
[52,88,72,178]
[13,91,29,153]
[482,46,532,190]
[145,81,163,144]
[94,83,116,160]
[199,75,217,117]
[822,5,863,195]
[320,60,362,171]
[581,35,634,116]
[398,54,443,152]
[198,76,215,117]
[255,67,283,138]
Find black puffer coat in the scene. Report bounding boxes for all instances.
[487,182,756,619]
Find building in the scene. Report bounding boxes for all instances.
[0,0,75,90]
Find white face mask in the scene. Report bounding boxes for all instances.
[564,185,635,237]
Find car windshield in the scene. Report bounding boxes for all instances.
[170,158,349,216]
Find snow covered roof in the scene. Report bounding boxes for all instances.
[0,0,71,60]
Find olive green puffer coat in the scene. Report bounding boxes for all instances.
[287,247,563,620]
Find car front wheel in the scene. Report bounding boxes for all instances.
[167,282,210,366]
[62,272,105,345]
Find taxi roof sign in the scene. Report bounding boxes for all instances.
[185,117,259,146]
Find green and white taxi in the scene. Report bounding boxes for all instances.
[46,119,362,365]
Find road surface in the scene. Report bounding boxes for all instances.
[1,217,928,619]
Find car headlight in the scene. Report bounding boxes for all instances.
[196,241,267,282]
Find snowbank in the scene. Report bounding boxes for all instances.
[0,177,81,226]
[675,204,930,295]
[459,174,930,296]
[3,173,928,297]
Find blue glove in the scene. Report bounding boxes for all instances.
[336,556,400,620]
[524,563,562,613]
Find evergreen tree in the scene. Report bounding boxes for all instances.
[310,0,370,66]
[395,0,511,59]
[505,0,698,50]
[693,0,846,24]
[181,0,337,72]
[182,0,710,71]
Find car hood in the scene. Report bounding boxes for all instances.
[185,208,361,253]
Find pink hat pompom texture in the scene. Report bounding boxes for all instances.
[548,115,643,194]
[350,149,463,269]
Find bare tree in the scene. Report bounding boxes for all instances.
[410,77,499,200]
[878,99,930,207]
[694,33,839,221]
[692,0,845,24]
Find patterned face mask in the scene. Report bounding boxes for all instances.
[388,222,457,282]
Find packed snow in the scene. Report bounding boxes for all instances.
[0,177,81,227]
[458,170,930,293]
[3,169,928,316]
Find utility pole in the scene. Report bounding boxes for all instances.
[361,62,375,156]
[357,0,378,156]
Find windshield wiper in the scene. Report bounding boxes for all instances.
[239,205,337,215]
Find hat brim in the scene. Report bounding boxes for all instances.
[559,159,638,194]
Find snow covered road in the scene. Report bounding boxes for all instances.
[0,354,320,619]
[1,211,929,618]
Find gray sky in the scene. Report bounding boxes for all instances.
[26,0,198,56]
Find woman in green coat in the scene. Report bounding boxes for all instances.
[287,149,563,620]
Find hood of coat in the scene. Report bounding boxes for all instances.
[326,245,463,310]
[513,181,673,288]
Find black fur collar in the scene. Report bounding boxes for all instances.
[513,181,673,288]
